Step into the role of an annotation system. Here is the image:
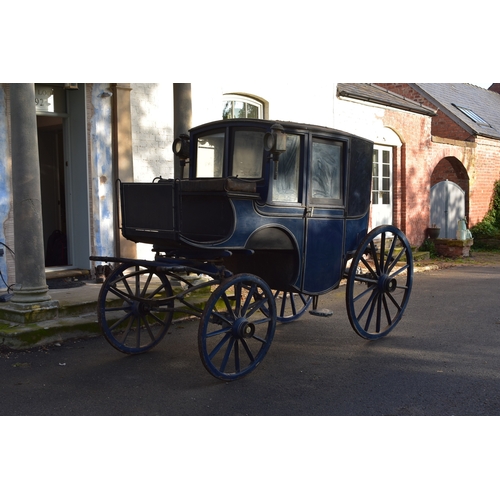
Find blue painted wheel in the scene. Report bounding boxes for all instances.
[346,225,413,340]
[198,274,277,381]
[98,263,174,354]
[273,290,313,323]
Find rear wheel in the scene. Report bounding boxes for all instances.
[273,290,313,323]
[346,225,413,339]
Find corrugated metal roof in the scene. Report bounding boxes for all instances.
[337,83,436,115]
[412,83,500,139]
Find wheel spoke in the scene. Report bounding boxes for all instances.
[382,294,394,327]
[141,272,153,297]
[379,232,386,270]
[386,290,403,311]
[207,333,231,361]
[352,283,377,304]
[364,291,379,332]
[384,236,398,272]
[359,255,378,278]
[369,240,381,275]
[108,283,133,304]
[240,338,256,362]
[219,337,235,373]
[234,340,240,373]
[375,293,382,333]
[240,283,256,316]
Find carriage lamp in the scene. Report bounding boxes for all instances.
[172,134,190,167]
[264,123,287,179]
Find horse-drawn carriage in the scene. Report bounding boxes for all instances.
[91,119,413,380]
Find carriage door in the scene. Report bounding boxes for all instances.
[302,137,345,294]
[371,146,393,228]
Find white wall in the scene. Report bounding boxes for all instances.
[191,82,338,128]
[131,83,174,181]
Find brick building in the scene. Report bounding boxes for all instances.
[375,83,500,242]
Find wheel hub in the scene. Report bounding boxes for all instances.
[379,274,397,293]
[129,300,150,317]
[233,317,255,339]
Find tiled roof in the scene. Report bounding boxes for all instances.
[337,83,436,115]
[412,83,500,139]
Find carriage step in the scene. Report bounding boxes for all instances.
[309,308,333,317]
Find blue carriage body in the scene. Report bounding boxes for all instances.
[120,119,373,295]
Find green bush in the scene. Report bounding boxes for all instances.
[418,238,437,257]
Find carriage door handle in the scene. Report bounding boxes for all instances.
[304,207,314,218]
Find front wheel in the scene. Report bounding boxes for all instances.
[198,274,276,381]
[98,263,174,354]
[346,225,413,340]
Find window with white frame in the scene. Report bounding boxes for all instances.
[372,146,392,205]
[222,94,263,119]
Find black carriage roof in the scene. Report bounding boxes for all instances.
[189,118,373,144]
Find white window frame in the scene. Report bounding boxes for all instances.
[222,94,263,119]
[372,145,392,207]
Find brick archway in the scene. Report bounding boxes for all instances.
[431,156,469,219]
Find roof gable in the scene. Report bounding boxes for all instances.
[411,83,500,139]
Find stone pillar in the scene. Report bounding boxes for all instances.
[3,83,58,322]
[173,83,192,179]
[111,83,136,260]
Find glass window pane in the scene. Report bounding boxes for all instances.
[311,140,342,200]
[196,132,224,177]
[222,101,233,119]
[372,178,379,191]
[382,149,390,163]
[382,192,390,204]
[232,130,264,178]
[234,101,246,118]
[246,103,259,119]
[382,178,390,191]
[273,134,300,202]
[383,163,390,177]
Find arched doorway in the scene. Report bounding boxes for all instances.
[430,157,469,238]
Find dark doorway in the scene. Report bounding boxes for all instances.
[37,116,68,266]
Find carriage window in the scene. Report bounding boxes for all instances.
[311,139,342,202]
[196,132,225,177]
[272,134,301,202]
[232,130,265,178]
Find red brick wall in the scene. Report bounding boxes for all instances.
[431,110,472,141]
[469,137,500,225]
[376,107,434,245]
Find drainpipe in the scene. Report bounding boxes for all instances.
[7,84,58,321]
[173,83,192,179]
